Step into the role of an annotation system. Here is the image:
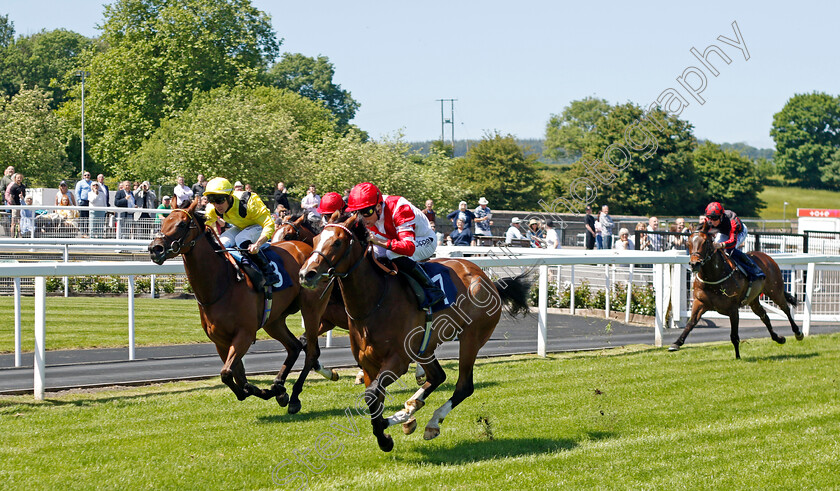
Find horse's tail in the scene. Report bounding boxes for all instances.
[784,291,798,307]
[494,273,533,317]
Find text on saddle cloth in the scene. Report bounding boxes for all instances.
[418,262,458,314]
[227,245,293,292]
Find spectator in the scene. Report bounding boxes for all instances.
[75,171,93,236]
[669,217,690,250]
[134,180,157,223]
[244,183,253,193]
[422,199,436,227]
[273,181,290,210]
[614,227,634,250]
[20,196,35,237]
[96,174,110,206]
[0,166,14,206]
[595,218,603,249]
[8,173,26,236]
[234,181,244,191]
[447,201,475,231]
[342,188,351,203]
[545,220,561,249]
[647,216,662,251]
[584,205,596,250]
[88,181,108,238]
[114,180,135,238]
[300,184,321,219]
[191,174,207,198]
[42,195,79,234]
[430,220,445,246]
[448,218,473,246]
[600,205,615,249]
[474,197,493,237]
[636,222,651,251]
[273,204,289,223]
[156,195,172,224]
[173,176,193,208]
[526,218,545,248]
[505,217,524,245]
[54,180,77,206]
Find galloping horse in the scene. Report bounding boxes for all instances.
[669,230,803,359]
[272,213,319,244]
[299,214,531,452]
[149,200,336,414]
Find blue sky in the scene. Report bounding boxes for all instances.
[4,0,838,149]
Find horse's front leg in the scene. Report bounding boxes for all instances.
[365,357,408,452]
[728,311,741,359]
[670,299,707,351]
[218,335,256,401]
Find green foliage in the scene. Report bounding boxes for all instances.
[544,96,610,161]
[127,86,326,185]
[268,53,359,133]
[693,141,765,216]
[0,87,71,185]
[771,92,840,189]
[0,28,95,106]
[60,0,281,172]
[430,140,454,158]
[45,277,63,293]
[529,280,655,316]
[451,131,541,210]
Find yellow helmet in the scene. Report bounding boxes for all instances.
[204,177,234,196]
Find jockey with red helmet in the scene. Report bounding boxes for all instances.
[345,182,445,308]
[316,192,345,224]
[704,201,766,284]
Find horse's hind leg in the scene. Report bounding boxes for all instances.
[424,334,482,441]
[749,300,785,345]
[387,357,446,435]
[728,312,741,360]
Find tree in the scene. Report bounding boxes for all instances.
[127,86,326,188]
[0,29,95,106]
[0,88,70,185]
[693,141,764,216]
[268,53,360,133]
[0,14,13,48]
[59,0,281,173]
[770,92,840,189]
[451,132,540,210]
[544,96,610,161]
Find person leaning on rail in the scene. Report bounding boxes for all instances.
[203,177,280,285]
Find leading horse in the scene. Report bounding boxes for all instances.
[669,230,803,359]
[149,200,336,413]
[299,213,531,452]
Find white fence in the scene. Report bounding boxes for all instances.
[3,246,840,399]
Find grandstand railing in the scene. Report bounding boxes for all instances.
[4,248,839,399]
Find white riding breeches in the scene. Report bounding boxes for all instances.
[714,224,748,250]
[220,224,263,249]
[373,233,437,262]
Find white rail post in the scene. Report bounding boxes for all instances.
[538,264,548,357]
[325,330,333,348]
[671,262,685,328]
[569,265,576,314]
[625,264,634,324]
[63,245,69,297]
[150,274,156,299]
[653,263,664,347]
[604,264,611,318]
[804,262,815,336]
[14,277,22,367]
[34,277,46,400]
[128,275,136,360]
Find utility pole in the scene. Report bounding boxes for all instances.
[436,99,457,150]
[76,70,90,178]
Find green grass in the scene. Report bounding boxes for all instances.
[758,185,840,219]
[2,334,839,489]
[0,297,304,353]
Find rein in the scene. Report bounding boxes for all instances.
[691,236,737,285]
[280,219,303,240]
[154,209,198,256]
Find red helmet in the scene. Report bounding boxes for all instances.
[316,192,345,214]
[705,201,724,219]
[345,182,382,212]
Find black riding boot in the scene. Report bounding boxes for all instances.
[249,249,281,286]
[392,256,446,308]
[729,248,766,281]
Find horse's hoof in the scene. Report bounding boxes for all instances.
[668,344,680,352]
[276,392,289,407]
[423,426,440,440]
[405,399,424,413]
[415,375,426,386]
[330,370,339,382]
[776,336,786,345]
[354,370,365,385]
[377,434,394,452]
[796,333,804,341]
[288,401,302,415]
[402,418,417,435]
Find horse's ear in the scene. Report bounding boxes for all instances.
[701,220,710,233]
[343,212,357,226]
[330,209,341,223]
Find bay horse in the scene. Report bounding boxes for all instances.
[148,200,337,414]
[299,213,531,452]
[272,213,319,244]
[669,230,803,359]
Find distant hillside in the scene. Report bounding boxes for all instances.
[717,142,775,161]
[408,139,574,164]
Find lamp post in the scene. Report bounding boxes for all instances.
[783,201,790,231]
[75,70,90,178]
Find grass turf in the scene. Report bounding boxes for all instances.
[0,297,305,353]
[758,185,840,220]
[1,333,838,489]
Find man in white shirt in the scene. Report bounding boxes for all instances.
[505,217,524,245]
[545,220,561,249]
[300,184,321,219]
[173,176,194,207]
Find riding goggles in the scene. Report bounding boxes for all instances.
[359,206,376,217]
[706,214,721,221]
[207,194,228,204]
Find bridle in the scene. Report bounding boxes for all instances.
[154,209,200,256]
[689,232,736,285]
[279,219,303,241]
[308,223,369,279]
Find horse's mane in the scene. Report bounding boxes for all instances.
[331,212,369,242]
[282,212,323,235]
[187,200,224,252]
